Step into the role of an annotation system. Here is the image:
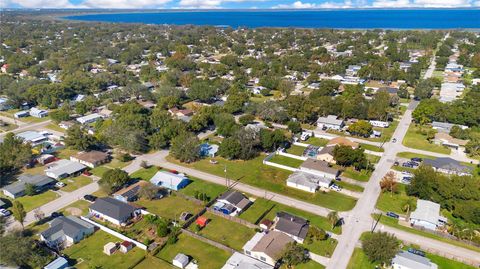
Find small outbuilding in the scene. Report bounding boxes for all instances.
[173,253,190,268]
[119,241,133,253]
[103,242,117,255]
[196,216,209,228]
[43,257,69,269]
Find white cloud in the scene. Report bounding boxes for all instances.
[81,0,171,8]
[413,0,471,7]
[274,0,353,9]
[371,0,412,7]
[178,0,267,9]
[371,0,474,7]
[473,0,480,5]
[10,0,78,8]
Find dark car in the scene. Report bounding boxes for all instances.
[408,248,426,257]
[83,194,97,202]
[51,212,63,218]
[402,163,413,168]
[411,157,423,162]
[393,161,400,166]
[386,212,399,219]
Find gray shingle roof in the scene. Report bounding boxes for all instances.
[392,251,438,269]
[219,190,251,211]
[275,212,309,240]
[41,216,94,241]
[3,174,55,197]
[89,197,136,221]
[423,157,473,174]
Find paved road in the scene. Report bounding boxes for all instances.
[0,115,26,126]
[0,119,53,138]
[123,151,334,217]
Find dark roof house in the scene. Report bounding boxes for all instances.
[2,174,55,199]
[423,157,473,176]
[274,212,309,243]
[89,197,138,225]
[216,190,252,216]
[40,216,95,248]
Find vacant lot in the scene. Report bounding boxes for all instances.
[60,176,92,192]
[179,176,227,200]
[403,124,451,154]
[269,155,304,168]
[130,166,159,181]
[156,233,230,269]
[11,191,59,212]
[189,212,256,251]
[286,145,307,156]
[305,137,328,147]
[376,183,414,215]
[167,155,357,211]
[63,231,146,269]
[137,195,203,220]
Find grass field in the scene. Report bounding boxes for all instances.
[403,124,451,154]
[360,143,384,152]
[189,212,256,251]
[60,199,91,216]
[286,145,307,156]
[130,166,159,181]
[59,176,92,192]
[137,195,203,220]
[239,197,342,234]
[63,231,146,269]
[134,257,173,269]
[280,260,325,269]
[340,167,372,182]
[55,148,80,159]
[305,237,338,257]
[397,151,436,160]
[11,191,59,212]
[305,137,328,147]
[269,155,304,168]
[346,248,378,269]
[366,154,381,164]
[90,166,111,177]
[336,181,364,192]
[156,233,231,269]
[45,123,66,133]
[179,176,227,200]
[376,183,415,214]
[167,155,357,211]
[427,252,477,269]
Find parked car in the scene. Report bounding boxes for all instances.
[329,184,342,192]
[0,209,11,217]
[386,211,399,219]
[401,171,413,176]
[408,248,426,257]
[392,138,397,143]
[55,182,65,188]
[82,170,92,176]
[300,133,311,141]
[51,212,63,218]
[335,177,342,181]
[393,161,399,166]
[409,161,420,167]
[83,194,97,202]
[402,163,414,168]
[411,157,423,162]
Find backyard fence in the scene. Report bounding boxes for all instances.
[206,207,260,229]
[80,216,148,250]
[277,150,308,161]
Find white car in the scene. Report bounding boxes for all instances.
[0,209,11,217]
[329,184,342,192]
[55,182,66,188]
[300,133,311,141]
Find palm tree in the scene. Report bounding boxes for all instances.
[327,211,339,229]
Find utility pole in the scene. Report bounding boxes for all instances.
[224,164,229,188]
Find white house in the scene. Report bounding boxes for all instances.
[45,159,86,180]
[243,232,294,267]
[221,252,273,269]
[150,171,190,191]
[299,159,339,180]
[410,200,447,231]
[76,113,103,125]
[392,251,438,269]
[316,115,344,130]
[40,216,95,249]
[286,171,331,193]
[30,107,48,118]
[214,190,252,216]
[89,197,139,226]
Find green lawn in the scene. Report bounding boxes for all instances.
[134,257,173,269]
[403,124,451,154]
[366,154,381,164]
[360,143,384,152]
[45,123,66,133]
[427,252,477,269]
[137,195,203,220]
[376,183,415,214]
[59,176,92,192]
[13,191,59,212]
[179,176,227,200]
[280,260,325,269]
[60,199,91,216]
[189,212,256,251]
[305,137,328,147]
[167,155,357,211]
[239,197,342,234]
[374,214,480,253]
[286,145,307,156]
[336,181,364,192]
[340,167,372,182]
[305,237,338,257]
[347,248,379,269]
[396,151,436,160]
[90,165,111,177]
[55,148,80,159]
[105,158,132,169]
[130,166,159,181]
[63,231,146,269]
[156,233,231,269]
[269,155,304,168]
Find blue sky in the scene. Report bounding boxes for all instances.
[2,0,480,9]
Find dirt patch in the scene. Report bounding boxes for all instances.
[65,207,83,216]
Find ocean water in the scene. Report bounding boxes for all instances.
[65,10,480,29]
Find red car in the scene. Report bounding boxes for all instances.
[82,170,92,176]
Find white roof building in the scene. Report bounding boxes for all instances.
[410,200,447,231]
[76,113,103,125]
[392,251,438,269]
[221,252,273,269]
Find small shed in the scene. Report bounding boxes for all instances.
[43,257,69,269]
[119,241,133,253]
[173,253,189,268]
[196,216,209,228]
[260,219,274,230]
[103,242,117,255]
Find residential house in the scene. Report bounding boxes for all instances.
[369,120,390,128]
[214,190,252,216]
[410,200,447,231]
[2,174,55,199]
[14,110,29,118]
[113,181,150,202]
[45,159,87,180]
[89,197,140,226]
[59,121,75,130]
[273,212,309,243]
[316,145,335,164]
[326,137,359,149]
[44,257,69,269]
[286,171,332,193]
[392,251,438,269]
[431,121,468,134]
[70,150,109,168]
[199,143,219,158]
[316,115,344,131]
[243,231,294,267]
[299,159,339,180]
[150,171,190,191]
[30,107,48,118]
[221,252,273,269]
[433,133,468,150]
[0,97,11,111]
[16,130,48,146]
[40,216,95,249]
[119,241,134,253]
[423,157,473,176]
[76,113,103,125]
[103,242,117,255]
